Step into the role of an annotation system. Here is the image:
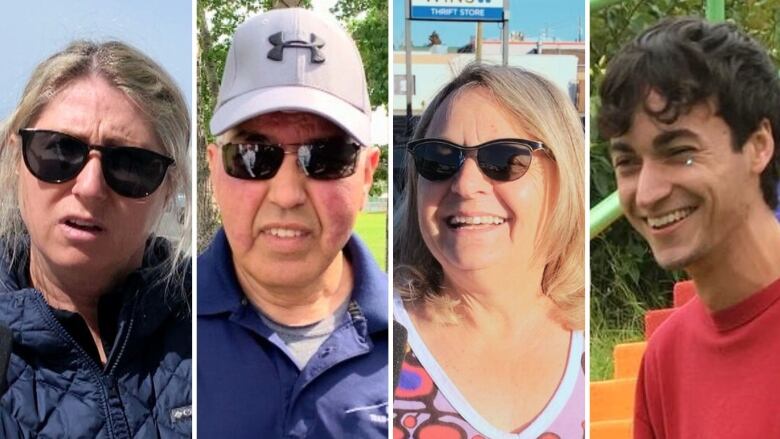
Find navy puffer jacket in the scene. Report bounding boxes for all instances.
[0,238,192,438]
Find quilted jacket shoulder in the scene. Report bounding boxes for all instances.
[0,238,192,438]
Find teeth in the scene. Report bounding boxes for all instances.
[647,207,695,229]
[68,219,99,229]
[265,228,304,238]
[448,215,506,226]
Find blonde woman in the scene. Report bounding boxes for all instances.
[0,41,191,437]
[393,64,584,438]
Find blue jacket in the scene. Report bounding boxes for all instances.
[198,228,388,438]
[0,239,192,438]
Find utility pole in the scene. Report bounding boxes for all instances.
[501,0,509,66]
[405,0,413,120]
[476,22,483,63]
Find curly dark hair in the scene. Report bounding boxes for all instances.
[598,16,780,209]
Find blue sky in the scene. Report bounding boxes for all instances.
[0,0,192,120]
[393,0,585,48]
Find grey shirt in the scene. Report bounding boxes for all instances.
[258,299,351,369]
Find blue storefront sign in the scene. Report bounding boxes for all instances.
[409,0,504,22]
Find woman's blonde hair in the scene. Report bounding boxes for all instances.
[394,63,584,329]
[0,40,191,295]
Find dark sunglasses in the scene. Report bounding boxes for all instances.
[222,138,362,181]
[19,129,174,198]
[407,138,549,182]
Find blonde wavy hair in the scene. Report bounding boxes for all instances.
[0,40,191,295]
[394,63,584,329]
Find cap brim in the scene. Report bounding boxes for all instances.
[210,86,371,146]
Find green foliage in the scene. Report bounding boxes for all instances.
[591,0,780,96]
[331,0,389,109]
[590,0,780,375]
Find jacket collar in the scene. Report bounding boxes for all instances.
[0,237,190,335]
[0,237,190,364]
[198,228,388,334]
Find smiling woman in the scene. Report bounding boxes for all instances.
[393,63,584,438]
[0,41,191,438]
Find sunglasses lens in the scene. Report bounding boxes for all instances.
[411,141,461,181]
[20,130,172,198]
[410,140,537,182]
[102,148,170,198]
[22,131,87,183]
[302,140,359,180]
[478,143,533,181]
[222,143,284,180]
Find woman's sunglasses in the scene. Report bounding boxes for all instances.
[19,129,174,199]
[407,138,550,182]
[222,138,361,181]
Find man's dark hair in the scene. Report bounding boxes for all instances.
[598,17,780,209]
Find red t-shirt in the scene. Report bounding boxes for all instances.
[634,277,780,438]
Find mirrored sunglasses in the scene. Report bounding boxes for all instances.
[221,138,361,181]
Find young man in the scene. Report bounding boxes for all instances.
[197,8,387,438]
[599,17,780,437]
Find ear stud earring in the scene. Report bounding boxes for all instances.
[685,158,694,167]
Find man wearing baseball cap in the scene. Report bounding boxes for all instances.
[197,8,387,438]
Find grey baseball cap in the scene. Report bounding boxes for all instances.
[210,8,371,146]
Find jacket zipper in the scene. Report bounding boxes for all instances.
[32,290,136,438]
[108,314,134,376]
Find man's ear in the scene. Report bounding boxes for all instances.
[362,145,380,189]
[746,118,775,175]
[207,143,219,176]
[359,146,380,210]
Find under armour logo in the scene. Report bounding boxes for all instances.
[267,32,326,63]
